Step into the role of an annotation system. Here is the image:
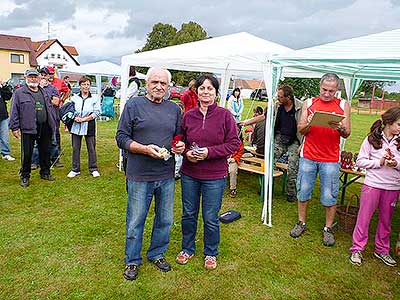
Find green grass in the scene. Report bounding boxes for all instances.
[0,103,399,300]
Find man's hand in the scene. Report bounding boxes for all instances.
[12,130,20,139]
[385,159,398,168]
[145,144,163,159]
[171,141,185,155]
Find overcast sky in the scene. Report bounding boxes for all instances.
[1,0,400,65]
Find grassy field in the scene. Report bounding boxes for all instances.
[0,99,399,299]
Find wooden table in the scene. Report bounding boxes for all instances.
[339,168,365,205]
[239,157,284,201]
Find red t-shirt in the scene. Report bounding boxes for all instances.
[300,97,345,163]
[51,77,69,94]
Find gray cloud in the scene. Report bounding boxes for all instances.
[0,0,76,30]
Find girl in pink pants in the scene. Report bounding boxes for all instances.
[349,107,400,267]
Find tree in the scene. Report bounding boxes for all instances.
[279,78,320,99]
[139,23,177,52]
[136,22,208,86]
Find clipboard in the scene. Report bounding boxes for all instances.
[309,111,345,128]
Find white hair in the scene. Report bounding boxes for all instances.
[145,67,172,84]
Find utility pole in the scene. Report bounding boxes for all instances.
[47,22,50,40]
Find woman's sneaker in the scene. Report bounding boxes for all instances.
[374,252,397,267]
[67,171,80,178]
[176,251,193,265]
[229,189,237,198]
[349,251,363,266]
[204,256,217,270]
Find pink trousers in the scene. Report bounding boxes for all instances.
[350,185,400,254]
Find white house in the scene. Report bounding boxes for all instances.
[33,39,79,69]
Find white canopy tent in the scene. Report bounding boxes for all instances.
[60,60,145,95]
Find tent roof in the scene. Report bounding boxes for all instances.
[274,28,400,80]
[122,32,294,76]
[61,60,145,78]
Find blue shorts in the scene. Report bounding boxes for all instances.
[296,157,340,206]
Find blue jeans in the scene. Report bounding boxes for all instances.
[0,118,11,156]
[125,178,175,265]
[297,157,340,206]
[181,174,226,257]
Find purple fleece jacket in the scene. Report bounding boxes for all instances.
[181,103,240,180]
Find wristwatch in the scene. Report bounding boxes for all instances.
[337,127,345,134]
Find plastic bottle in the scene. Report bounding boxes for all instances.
[396,233,400,256]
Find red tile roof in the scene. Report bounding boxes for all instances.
[64,45,78,56]
[0,34,38,66]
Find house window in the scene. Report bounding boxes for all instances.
[57,54,61,59]
[10,54,24,64]
[51,54,55,58]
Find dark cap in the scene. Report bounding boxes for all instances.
[25,69,39,76]
[39,67,49,75]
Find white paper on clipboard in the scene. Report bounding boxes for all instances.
[309,111,345,128]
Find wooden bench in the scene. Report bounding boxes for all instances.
[238,159,284,201]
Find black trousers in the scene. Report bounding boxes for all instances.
[20,123,52,178]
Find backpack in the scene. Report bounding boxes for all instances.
[59,102,77,131]
[219,210,241,223]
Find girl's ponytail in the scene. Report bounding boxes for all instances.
[367,119,383,149]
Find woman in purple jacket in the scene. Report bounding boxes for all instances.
[176,74,240,270]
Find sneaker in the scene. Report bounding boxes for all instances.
[40,174,55,181]
[350,251,363,266]
[91,170,100,177]
[67,171,80,178]
[152,257,171,272]
[290,221,306,238]
[123,264,139,281]
[229,189,237,198]
[374,252,397,267]
[204,256,217,270]
[323,226,335,247]
[20,177,29,188]
[31,164,38,170]
[2,154,15,161]
[176,251,194,265]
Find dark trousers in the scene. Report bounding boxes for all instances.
[71,134,98,173]
[21,123,52,178]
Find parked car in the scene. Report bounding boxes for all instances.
[250,88,268,101]
[6,78,25,92]
[169,86,185,100]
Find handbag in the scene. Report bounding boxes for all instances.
[219,210,241,223]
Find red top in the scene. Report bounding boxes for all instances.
[231,141,244,164]
[181,89,198,113]
[51,77,70,94]
[300,97,345,163]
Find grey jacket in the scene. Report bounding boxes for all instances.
[9,85,57,134]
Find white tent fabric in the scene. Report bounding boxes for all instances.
[120,32,297,111]
[274,28,400,81]
[60,60,145,95]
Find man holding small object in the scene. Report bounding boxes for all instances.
[290,73,351,247]
[116,67,185,280]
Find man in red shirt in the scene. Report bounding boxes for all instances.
[47,66,70,105]
[181,79,197,113]
[290,73,351,247]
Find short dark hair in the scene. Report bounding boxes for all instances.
[129,66,136,77]
[195,74,219,95]
[79,76,91,85]
[253,106,264,115]
[278,85,294,101]
[64,76,69,80]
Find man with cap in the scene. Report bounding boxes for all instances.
[9,69,57,187]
